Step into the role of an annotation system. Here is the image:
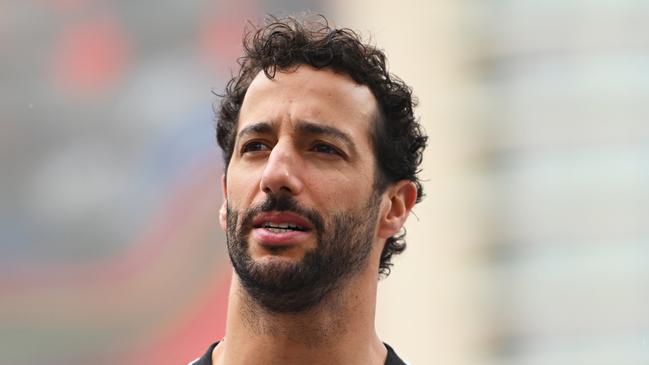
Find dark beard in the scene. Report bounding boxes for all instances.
[226,192,379,313]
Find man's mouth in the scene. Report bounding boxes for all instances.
[259,222,308,233]
[250,211,314,246]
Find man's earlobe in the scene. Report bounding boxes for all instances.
[377,180,418,239]
[219,174,228,231]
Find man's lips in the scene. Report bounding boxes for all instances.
[251,211,313,246]
[251,211,313,231]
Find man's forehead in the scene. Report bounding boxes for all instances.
[238,65,379,138]
[247,65,363,91]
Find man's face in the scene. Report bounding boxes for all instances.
[221,65,383,313]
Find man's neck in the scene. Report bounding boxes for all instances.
[213,270,387,365]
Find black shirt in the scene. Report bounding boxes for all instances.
[189,341,408,365]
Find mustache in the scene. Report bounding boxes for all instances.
[237,193,325,234]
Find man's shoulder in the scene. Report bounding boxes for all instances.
[188,341,409,365]
[188,341,219,365]
[384,342,409,365]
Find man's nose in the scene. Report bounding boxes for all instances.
[259,143,304,195]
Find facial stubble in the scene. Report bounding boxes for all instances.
[226,192,380,314]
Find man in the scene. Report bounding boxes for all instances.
[191,14,427,365]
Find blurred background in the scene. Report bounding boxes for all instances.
[1,0,647,364]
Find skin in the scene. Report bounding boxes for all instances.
[216,65,417,365]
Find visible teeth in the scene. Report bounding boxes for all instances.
[262,222,304,231]
[268,227,291,233]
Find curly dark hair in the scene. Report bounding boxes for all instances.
[215,14,427,276]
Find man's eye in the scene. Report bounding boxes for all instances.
[241,141,270,153]
[312,143,341,156]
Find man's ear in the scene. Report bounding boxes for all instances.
[377,180,418,240]
[219,174,228,231]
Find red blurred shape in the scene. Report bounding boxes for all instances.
[114,270,231,365]
[53,17,128,93]
[198,1,258,70]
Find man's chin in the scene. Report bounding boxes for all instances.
[253,254,300,266]
[249,243,310,262]
[245,255,306,280]
[246,233,317,262]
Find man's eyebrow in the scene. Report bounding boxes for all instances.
[237,122,273,139]
[297,121,357,153]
